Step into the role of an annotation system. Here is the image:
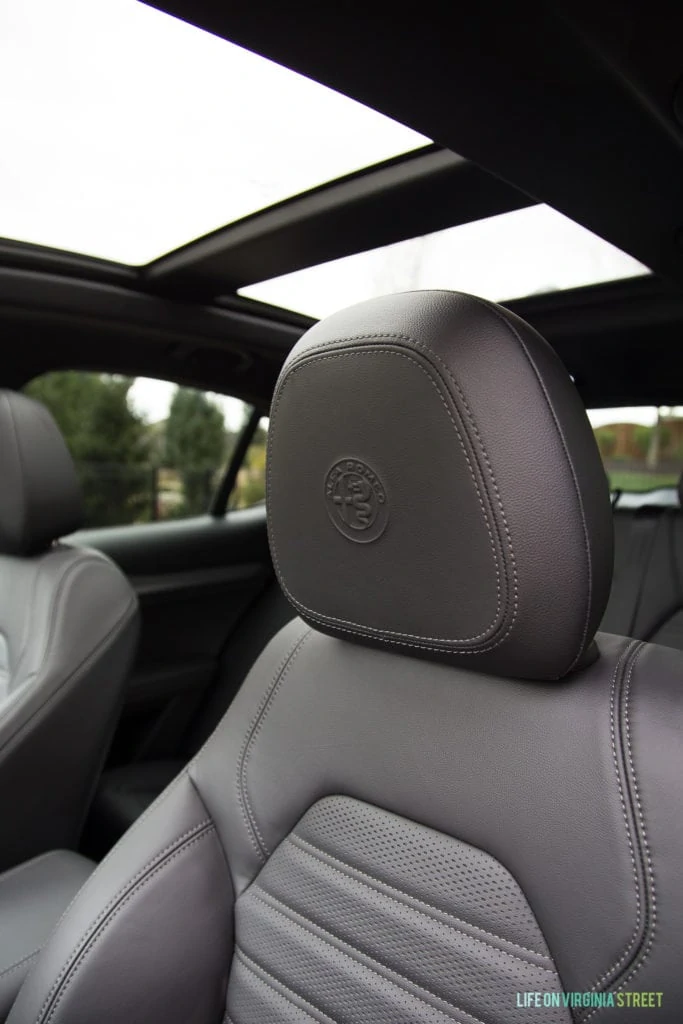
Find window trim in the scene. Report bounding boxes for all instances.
[210,405,263,516]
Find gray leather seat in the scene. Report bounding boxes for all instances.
[0,852,94,1020]
[7,292,683,1023]
[0,390,139,871]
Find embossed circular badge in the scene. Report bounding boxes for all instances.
[324,459,389,543]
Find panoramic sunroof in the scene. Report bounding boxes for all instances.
[0,0,428,265]
[240,205,650,317]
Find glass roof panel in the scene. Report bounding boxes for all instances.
[0,0,428,264]
[239,204,650,317]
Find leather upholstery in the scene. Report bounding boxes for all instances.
[0,392,83,556]
[0,852,94,1022]
[0,391,139,870]
[268,292,613,679]
[231,795,568,1023]
[6,292,683,1023]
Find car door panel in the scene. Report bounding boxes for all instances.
[66,506,272,762]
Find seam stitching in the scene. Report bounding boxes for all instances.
[44,768,192,943]
[236,627,312,859]
[251,889,487,1024]
[585,642,655,1021]
[0,948,39,980]
[269,344,517,652]
[287,330,521,638]
[589,643,647,1003]
[43,826,215,1024]
[287,833,554,968]
[464,298,593,672]
[587,640,642,994]
[33,818,211,1024]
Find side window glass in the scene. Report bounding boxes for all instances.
[23,372,251,528]
[589,406,683,497]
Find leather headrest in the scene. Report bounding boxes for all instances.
[267,291,614,681]
[0,390,84,556]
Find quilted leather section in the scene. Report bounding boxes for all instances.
[227,796,569,1024]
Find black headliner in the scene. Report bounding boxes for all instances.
[2,0,683,409]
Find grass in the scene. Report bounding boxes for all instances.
[608,471,678,492]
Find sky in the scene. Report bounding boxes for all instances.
[1,1,656,427]
[127,378,249,428]
[0,0,427,264]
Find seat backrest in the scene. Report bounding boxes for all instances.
[0,390,139,870]
[9,293,683,1024]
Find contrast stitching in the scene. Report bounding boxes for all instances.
[236,627,311,859]
[250,890,488,1024]
[0,947,39,980]
[43,827,215,1024]
[621,643,656,977]
[269,346,516,652]
[285,331,520,643]
[44,768,193,944]
[585,643,655,1021]
[34,819,212,1024]
[588,640,642,995]
[234,948,338,1024]
[270,346,506,645]
[466,298,593,674]
[287,833,554,968]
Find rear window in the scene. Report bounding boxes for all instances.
[588,407,683,495]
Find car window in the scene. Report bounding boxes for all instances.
[23,372,261,528]
[588,406,683,494]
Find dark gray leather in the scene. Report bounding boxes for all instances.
[268,291,613,680]
[8,772,234,1024]
[6,292,683,1023]
[231,795,569,1024]
[0,392,139,870]
[9,622,683,1023]
[0,851,94,1021]
[0,392,83,557]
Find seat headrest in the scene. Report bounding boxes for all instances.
[0,390,84,556]
[267,291,614,681]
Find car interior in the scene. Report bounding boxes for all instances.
[1,1,683,1021]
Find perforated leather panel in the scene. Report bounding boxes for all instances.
[227,796,569,1024]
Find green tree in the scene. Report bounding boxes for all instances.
[594,426,617,459]
[24,372,151,527]
[164,387,227,514]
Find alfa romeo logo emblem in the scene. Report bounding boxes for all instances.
[324,459,389,543]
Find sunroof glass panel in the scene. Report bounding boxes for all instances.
[0,0,428,264]
[239,204,650,316]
